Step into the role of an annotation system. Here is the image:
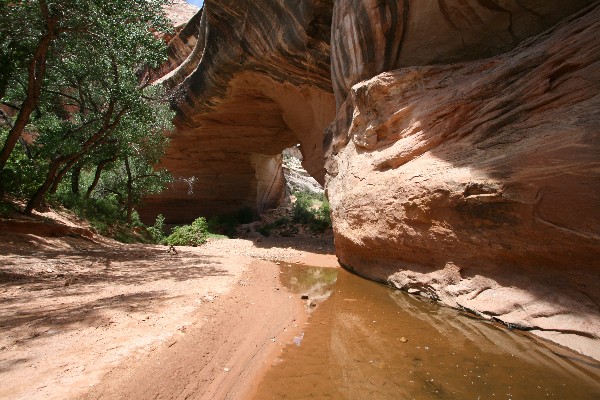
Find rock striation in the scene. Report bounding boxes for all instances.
[331,0,594,105]
[326,2,600,358]
[140,0,335,224]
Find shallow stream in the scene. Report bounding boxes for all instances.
[252,263,600,400]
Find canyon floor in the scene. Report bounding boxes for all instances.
[0,223,337,400]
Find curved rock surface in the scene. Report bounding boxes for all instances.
[326,3,600,358]
[141,0,335,224]
[331,0,594,105]
[150,2,203,84]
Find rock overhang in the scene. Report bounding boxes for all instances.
[141,0,335,224]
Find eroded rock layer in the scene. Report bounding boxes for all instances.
[326,3,600,358]
[141,0,335,223]
[331,0,594,105]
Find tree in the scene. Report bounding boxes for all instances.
[89,92,173,224]
[0,0,175,214]
[0,0,60,172]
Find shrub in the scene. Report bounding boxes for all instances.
[166,217,210,246]
[147,214,166,244]
[113,228,137,244]
[237,206,258,224]
[0,138,47,199]
[53,191,122,229]
[0,201,18,217]
[207,206,259,237]
[292,191,331,233]
[207,233,228,240]
[207,214,238,237]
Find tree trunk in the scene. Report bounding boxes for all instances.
[86,155,117,198]
[124,156,133,225]
[0,61,9,101]
[48,109,126,196]
[24,158,62,215]
[0,5,57,174]
[71,163,83,194]
[49,157,79,195]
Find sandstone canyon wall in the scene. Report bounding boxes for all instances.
[140,0,335,224]
[148,0,600,358]
[326,1,600,358]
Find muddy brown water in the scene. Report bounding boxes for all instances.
[252,264,600,400]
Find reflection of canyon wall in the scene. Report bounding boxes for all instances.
[140,0,335,224]
[326,1,600,359]
[253,270,600,398]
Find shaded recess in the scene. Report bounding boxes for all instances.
[140,0,335,224]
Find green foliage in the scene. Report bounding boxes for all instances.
[207,233,229,240]
[0,138,46,197]
[54,190,122,232]
[206,215,237,238]
[0,200,18,217]
[237,206,257,224]
[113,228,138,244]
[0,0,175,216]
[292,191,332,233]
[147,214,166,244]
[51,184,148,245]
[166,217,210,247]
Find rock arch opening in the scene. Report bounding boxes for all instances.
[140,72,334,224]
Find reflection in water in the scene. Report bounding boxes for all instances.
[252,265,600,400]
[293,332,304,347]
[279,264,338,311]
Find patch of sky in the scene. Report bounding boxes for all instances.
[186,0,204,8]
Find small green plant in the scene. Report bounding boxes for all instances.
[166,217,210,246]
[292,191,331,233]
[91,220,109,236]
[207,233,228,240]
[113,228,137,244]
[147,214,166,244]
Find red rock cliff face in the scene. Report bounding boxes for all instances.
[147,0,600,359]
[330,0,594,105]
[141,0,335,223]
[326,1,600,359]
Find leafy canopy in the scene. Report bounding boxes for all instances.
[0,0,176,230]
